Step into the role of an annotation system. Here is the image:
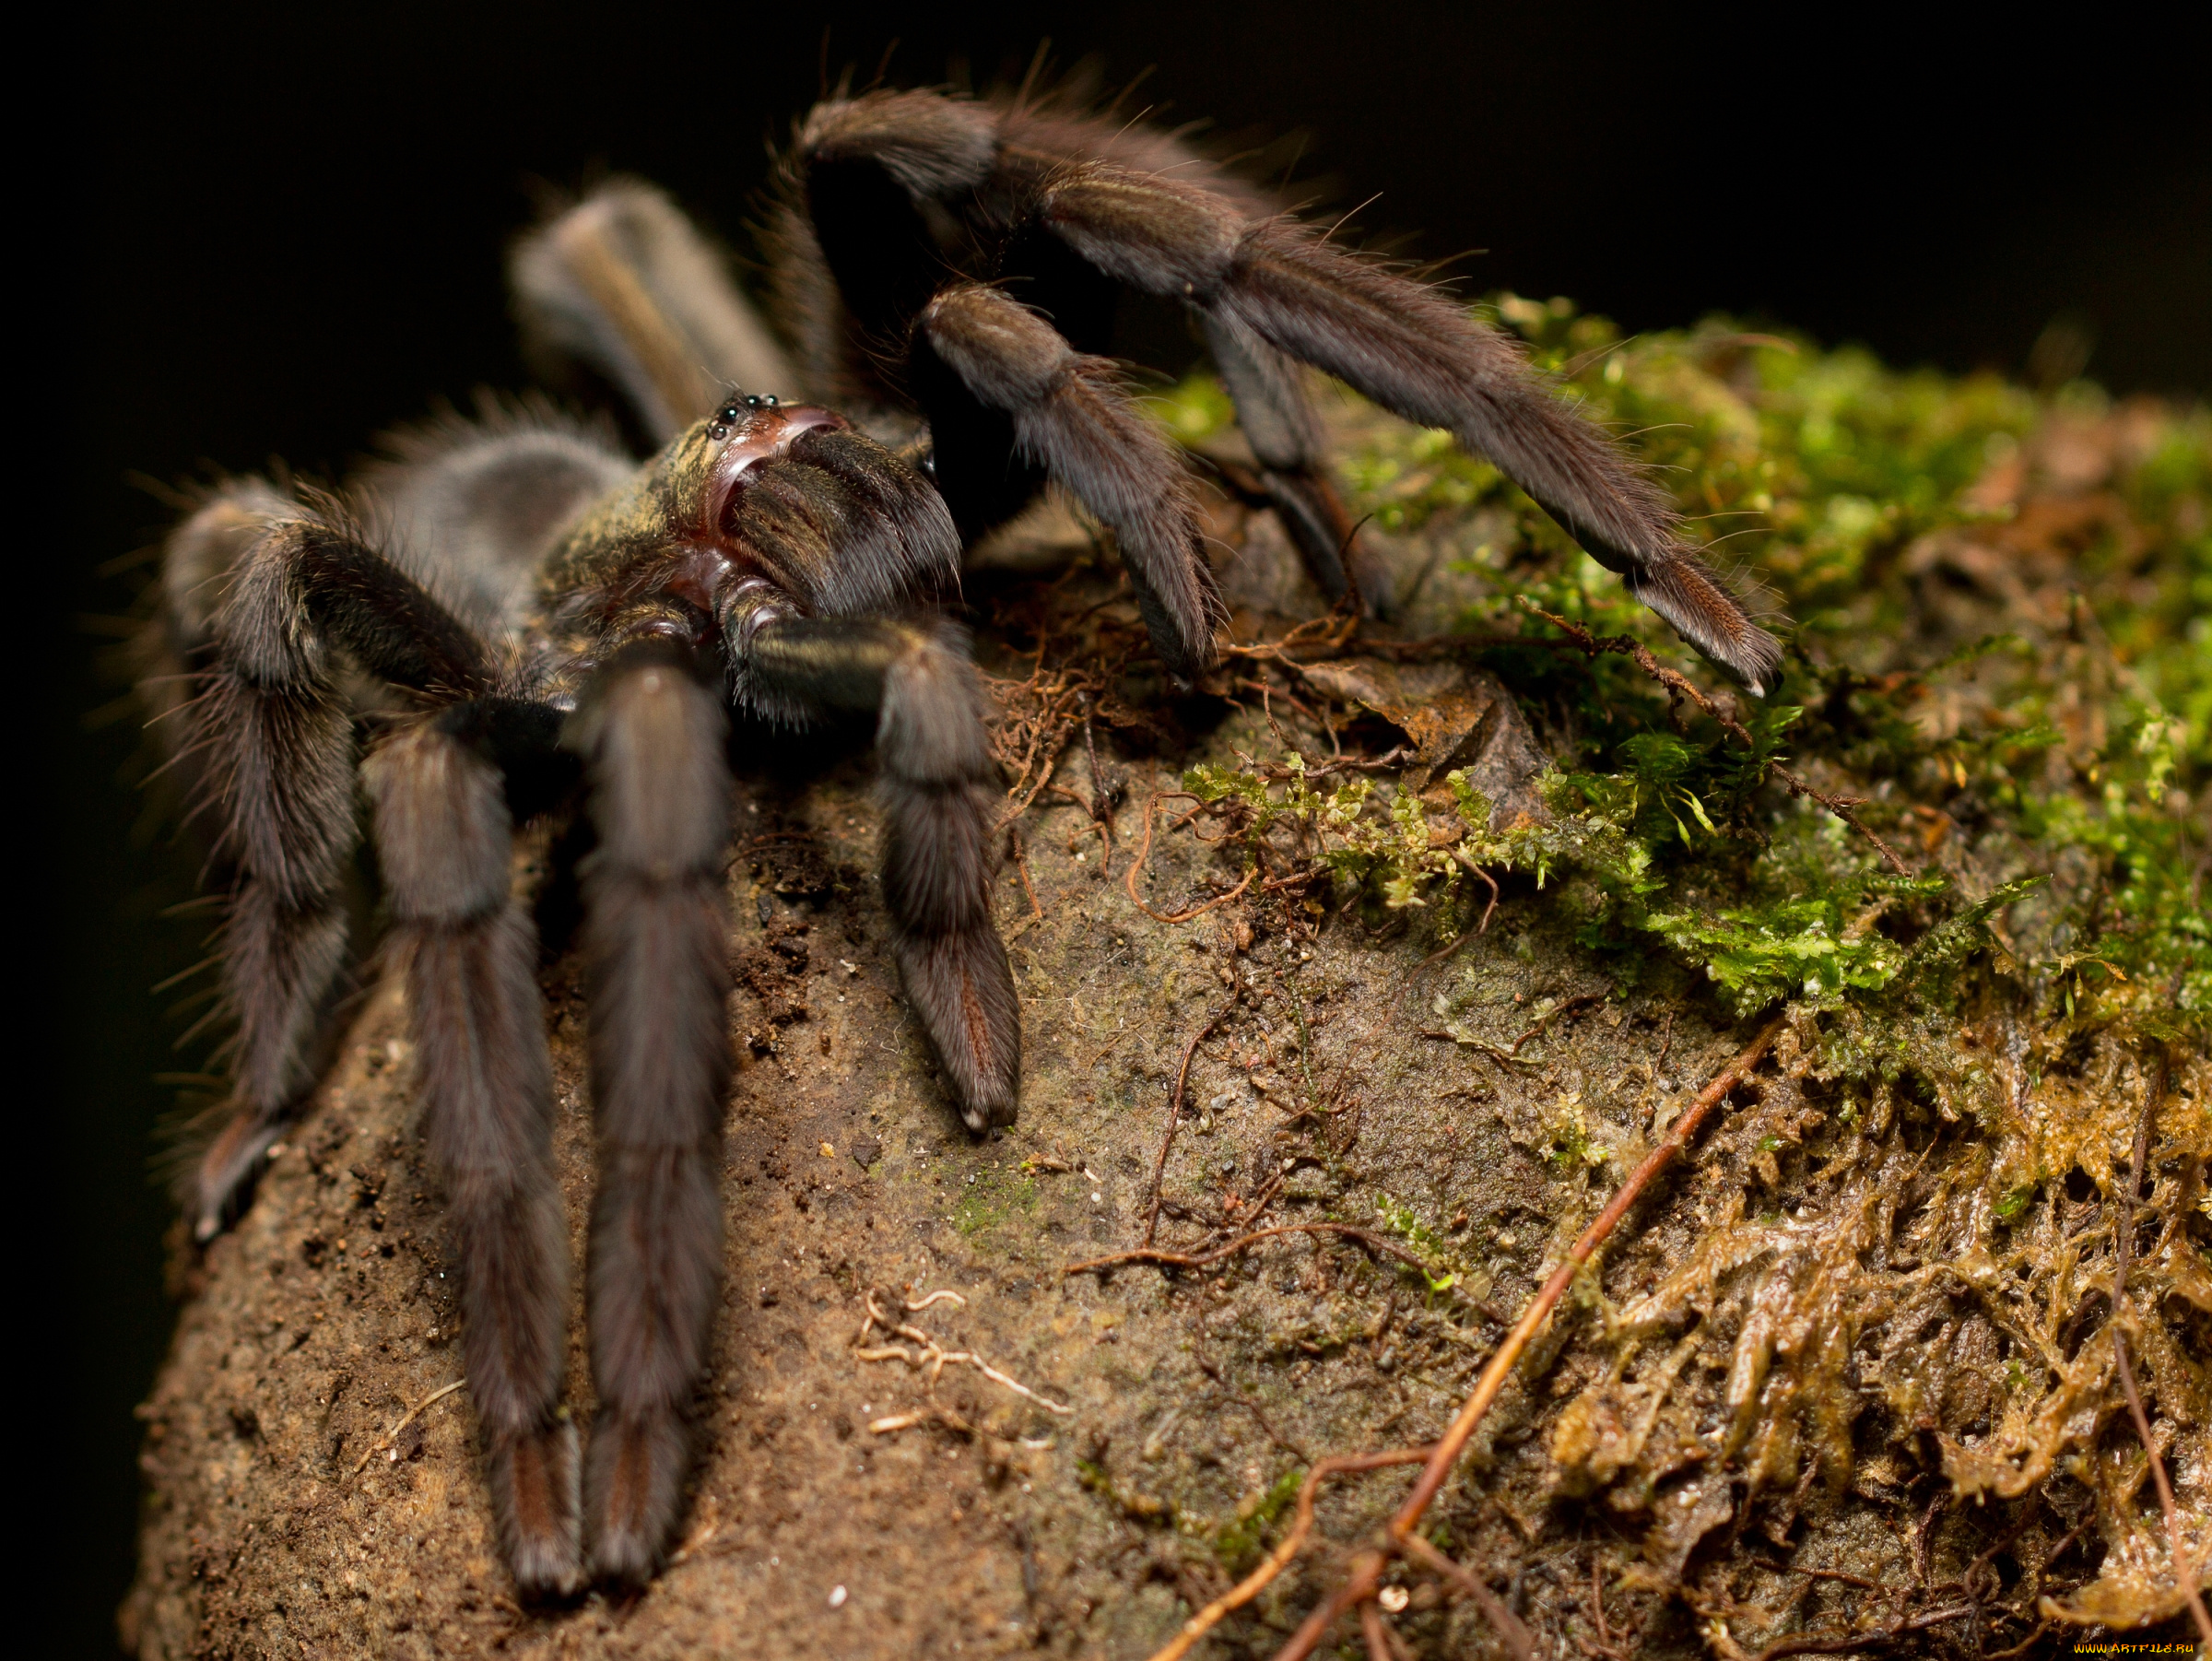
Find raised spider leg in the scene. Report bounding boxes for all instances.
[912,284,1222,682]
[183,502,493,1237]
[512,181,798,441]
[1034,167,1785,691]
[724,595,1019,1128]
[563,642,735,1584]
[361,700,582,1597]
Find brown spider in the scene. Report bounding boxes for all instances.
[148,78,1781,1597]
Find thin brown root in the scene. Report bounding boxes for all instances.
[1065,1222,1445,1284]
[1379,1016,1784,1547]
[2110,1040,2212,1646]
[1400,1531,1533,1658]
[1143,1450,1431,1661]
[1144,998,1238,1247]
[1230,1017,1784,1661]
[1124,790,1259,922]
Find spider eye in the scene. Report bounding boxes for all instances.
[708,422,730,442]
[716,403,742,424]
[743,394,762,410]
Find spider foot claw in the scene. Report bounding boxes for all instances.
[189,1112,288,1242]
[893,928,1021,1135]
[491,1420,585,1600]
[586,1408,694,1587]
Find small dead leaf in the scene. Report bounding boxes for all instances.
[1298,657,1547,819]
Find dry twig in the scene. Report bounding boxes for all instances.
[1130,1018,1786,1661]
[1067,1222,1448,1284]
[855,1291,1074,1429]
[349,1379,465,1476]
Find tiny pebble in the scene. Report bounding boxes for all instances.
[1378,1585,1409,1612]
[819,1142,836,1158]
[829,1584,848,1608]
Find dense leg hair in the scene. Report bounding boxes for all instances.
[184,508,494,1237]
[564,645,735,1584]
[362,712,579,1597]
[1030,166,1783,689]
[911,284,1221,681]
[728,603,1018,1128]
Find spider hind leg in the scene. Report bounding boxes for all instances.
[364,712,582,1596]
[1034,165,1786,692]
[565,646,735,1584]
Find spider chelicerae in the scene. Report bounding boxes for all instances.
[148,79,1781,1595]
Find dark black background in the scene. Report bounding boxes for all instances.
[41,4,2208,1650]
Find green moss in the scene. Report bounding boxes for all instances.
[1373,1193,1463,1291]
[950,1167,1039,1239]
[1212,1467,1303,1571]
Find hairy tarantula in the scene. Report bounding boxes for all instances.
[151,81,1780,1595]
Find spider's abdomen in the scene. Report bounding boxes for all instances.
[360,410,632,640]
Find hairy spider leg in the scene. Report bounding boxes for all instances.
[782,90,1377,624]
[696,414,1020,1126]
[512,181,796,443]
[187,507,495,1237]
[563,642,735,1585]
[1030,163,1784,692]
[726,604,1020,1125]
[910,283,1222,682]
[1198,311,1388,613]
[362,704,582,1596]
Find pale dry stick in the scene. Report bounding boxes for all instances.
[1144,998,1239,1247]
[1265,1015,1788,1661]
[855,1292,1075,1426]
[1146,1449,1433,1661]
[349,1379,465,1476]
[2108,1040,2212,1647]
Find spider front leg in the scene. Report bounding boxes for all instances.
[182,502,493,1236]
[729,599,1019,1127]
[910,284,1223,683]
[564,642,735,1584]
[361,702,582,1597]
[1034,167,1786,691]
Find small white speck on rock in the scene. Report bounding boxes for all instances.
[829,1584,848,1608]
